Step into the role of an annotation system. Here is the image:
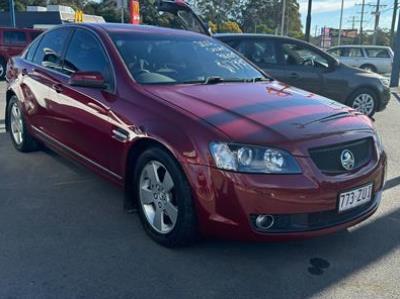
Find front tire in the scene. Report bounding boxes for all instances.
[7,96,39,152]
[0,57,6,80]
[133,147,197,247]
[347,88,378,117]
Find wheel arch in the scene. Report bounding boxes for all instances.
[346,85,379,105]
[360,63,377,72]
[123,137,188,210]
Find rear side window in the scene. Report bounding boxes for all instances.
[235,39,277,67]
[25,37,41,61]
[33,28,70,72]
[365,48,391,58]
[4,31,27,45]
[341,48,363,57]
[63,29,114,89]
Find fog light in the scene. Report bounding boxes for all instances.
[255,215,275,231]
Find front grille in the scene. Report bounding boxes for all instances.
[309,138,374,174]
[251,192,380,233]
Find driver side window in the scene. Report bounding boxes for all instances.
[63,29,114,90]
[282,42,329,69]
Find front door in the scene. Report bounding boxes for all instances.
[50,28,125,177]
[274,41,329,95]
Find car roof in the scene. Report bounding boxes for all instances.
[65,23,208,39]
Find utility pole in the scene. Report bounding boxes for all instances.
[280,0,286,36]
[338,0,345,46]
[348,16,357,30]
[369,0,387,45]
[314,25,318,38]
[390,0,399,48]
[9,0,16,28]
[355,0,367,44]
[305,0,312,42]
[390,8,400,87]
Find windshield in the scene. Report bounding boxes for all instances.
[111,33,265,85]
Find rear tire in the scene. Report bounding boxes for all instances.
[347,88,378,117]
[6,96,39,152]
[133,147,197,247]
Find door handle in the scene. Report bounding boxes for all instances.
[88,102,109,115]
[52,83,64,93]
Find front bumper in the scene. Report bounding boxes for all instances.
[183,153,386,241]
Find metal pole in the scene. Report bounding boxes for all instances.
[390,8,400,87]
[338,0,344,46]
[9,0,16,28]
[359,0,365,44]
[373,0,381,45]
[280,0,286,36]
[305,0,312,42]
[390,0,398,48]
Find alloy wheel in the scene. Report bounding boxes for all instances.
[139,161,178,234]
[352,93,375,116]
[10,103,24,145]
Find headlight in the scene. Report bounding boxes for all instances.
[380,78,390,87]
[209,142,302,174]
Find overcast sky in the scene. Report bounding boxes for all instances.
[298,0,396,34]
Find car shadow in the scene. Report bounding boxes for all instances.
[0,133,399,298]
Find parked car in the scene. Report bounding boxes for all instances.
[6,24,386,246]
[327,45,394,74]
[0,27,42,80]
[216,34,391,117]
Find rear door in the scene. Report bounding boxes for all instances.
[364,47,393,73]
[20,27,71,136]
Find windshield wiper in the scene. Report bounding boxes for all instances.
[204,76,225,84]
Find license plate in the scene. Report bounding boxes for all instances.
[338,184,373,213]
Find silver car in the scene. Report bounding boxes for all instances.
[327,45,393,74]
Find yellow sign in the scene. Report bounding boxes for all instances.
[74,10,84,23]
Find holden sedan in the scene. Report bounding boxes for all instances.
[5,24,386,247]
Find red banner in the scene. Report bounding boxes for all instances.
[130,0,140,25]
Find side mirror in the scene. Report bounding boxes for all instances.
[69,71,105,89]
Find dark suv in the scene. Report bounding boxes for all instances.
[215,34,391,117]
[0,27,42,80]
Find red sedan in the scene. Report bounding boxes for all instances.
[5,24,386,247]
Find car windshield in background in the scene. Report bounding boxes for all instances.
[111,33,265,85]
